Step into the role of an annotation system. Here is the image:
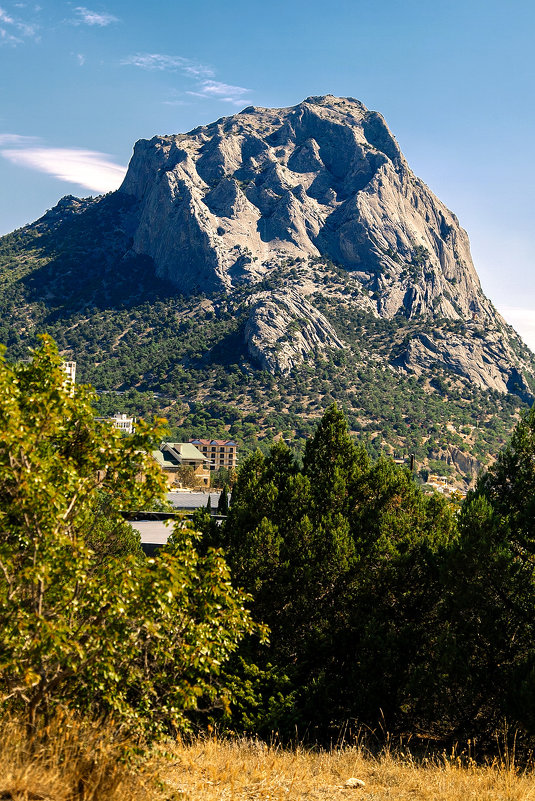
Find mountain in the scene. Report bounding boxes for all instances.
[0,95,533,484]
[117,94,531,395]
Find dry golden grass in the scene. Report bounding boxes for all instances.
[3,720,535,801]
[163,736,535,801]
[0,715,163,801]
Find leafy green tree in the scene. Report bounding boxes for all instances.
[85,491,145,561]
[0,337,258,736]
[176,464,195,487]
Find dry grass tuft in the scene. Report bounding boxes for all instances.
[2,719,535,801]
[0,715,162,801]
[163,736,535,801]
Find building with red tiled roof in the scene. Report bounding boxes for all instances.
[189,439,238,472]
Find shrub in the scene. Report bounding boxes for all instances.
[0,337,258,737]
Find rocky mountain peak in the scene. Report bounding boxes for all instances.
[111,95,534,392]
[119,95,484,320]
[4,96,531,399]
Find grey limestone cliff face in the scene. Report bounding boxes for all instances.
[120,95,489,318]
[245,288,345,375]
[116,95,532,392]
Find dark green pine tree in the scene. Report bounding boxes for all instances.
[430,405,535,739]
[302,402,369,519]
[217,483,230,515]
[219,404,459,738]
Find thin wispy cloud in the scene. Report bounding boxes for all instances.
[0,4,38,44]
[187,79,251,106]
[163,100,188,107]
[122,54,253,107]
[122,52,214,78]
[2,147,127,193]
[0,29,20,43]
[73,6,118,26]
[0,133,39,145]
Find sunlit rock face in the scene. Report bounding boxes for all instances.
[120,95,489,317]
[114,95,531,390]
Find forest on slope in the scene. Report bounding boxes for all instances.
[0,210,528,487]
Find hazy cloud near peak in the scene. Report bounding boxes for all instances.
[2,147,127,192]
[187,79,252,106]
[74,6,118,26]
[122,52,214,78]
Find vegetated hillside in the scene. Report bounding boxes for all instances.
[0,95,534,486]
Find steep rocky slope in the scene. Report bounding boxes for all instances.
[0,95,534,484]
[121,95,482,318]
[115,95,532,395]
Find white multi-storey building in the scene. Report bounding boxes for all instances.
[61,361,76,385]
[95,413,136,434]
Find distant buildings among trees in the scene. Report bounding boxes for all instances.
[190,438,238,471]
[151,442,211,489]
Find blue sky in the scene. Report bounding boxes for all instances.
[1,0,535,346]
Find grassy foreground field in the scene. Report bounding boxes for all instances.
[2,720,535,801]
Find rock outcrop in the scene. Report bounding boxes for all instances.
[244,288,345,375]
[396,329,533,395]
[119,94,492,323]
[12,95,534,395]
[428,446,483,481]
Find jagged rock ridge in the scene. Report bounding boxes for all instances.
[120,95,488,318]
[115,95,533,394]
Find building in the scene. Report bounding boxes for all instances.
[109,413,135,434]
[95,413,135,434]
[428,474,449,487]
[61,361,76,385]
[151,442,210,489]
[189,439,238,471]
[111,413,135,434]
